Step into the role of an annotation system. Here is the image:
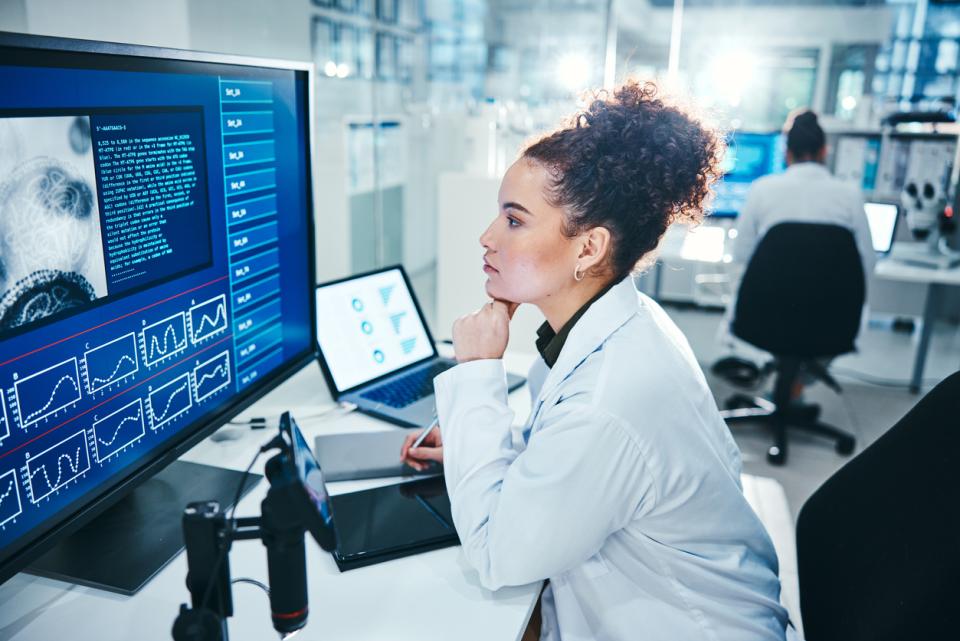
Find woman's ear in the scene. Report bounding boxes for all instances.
[578,226,611,271]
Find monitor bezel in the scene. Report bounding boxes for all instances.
[313,264,441,397]
[0,31,318,586]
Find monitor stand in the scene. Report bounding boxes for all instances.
[25,459,261,596]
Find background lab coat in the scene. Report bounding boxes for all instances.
[732,162,875,279]
[435,277,790,641]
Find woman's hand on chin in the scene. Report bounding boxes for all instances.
[452,299,519,362]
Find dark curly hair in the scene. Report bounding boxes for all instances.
[522,80,725,281]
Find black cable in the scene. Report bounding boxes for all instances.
[837,383,864,448]
[225,403,357,429]
[197,445,266,613]
[229,445,268,522]
[226,417,268,428]
[232,577,270,596]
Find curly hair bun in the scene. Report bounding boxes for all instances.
[523,79,725,280]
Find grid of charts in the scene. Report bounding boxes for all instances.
[1,281,240,513]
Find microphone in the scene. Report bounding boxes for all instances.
[263,525,309,634]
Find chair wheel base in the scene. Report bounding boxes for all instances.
[793,403,820,424]
[767,445,786,465]
[725,394,757,411]
[835,435,856,456]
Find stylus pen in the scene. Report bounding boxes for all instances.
[410,417,440,450]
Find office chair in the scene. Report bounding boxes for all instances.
[721,222,864,465]
[796,370,960,640]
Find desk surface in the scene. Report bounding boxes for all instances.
[0,350,543,641]
[874,257,960,285]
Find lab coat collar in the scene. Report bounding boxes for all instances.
[535,276,640,400]
[785,161,830,178]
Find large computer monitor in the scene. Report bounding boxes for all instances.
[0,33,315,589]
[710,131,786,217]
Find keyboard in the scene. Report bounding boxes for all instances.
[360,361,455,409]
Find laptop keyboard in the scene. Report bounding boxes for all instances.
[360,361,455,408]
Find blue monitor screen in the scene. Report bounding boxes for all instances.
[0,39,314,580]
[710,132,785,217]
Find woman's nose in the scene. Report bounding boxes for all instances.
[479,219,496,249]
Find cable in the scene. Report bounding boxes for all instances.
[225,418,268,427]
[232,577,270,596]
[226,402,358,429]
[836,384,863,449]
[229,445,270,521]
[197,444,267,613]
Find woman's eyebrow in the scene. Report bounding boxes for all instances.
[502,201,533,215]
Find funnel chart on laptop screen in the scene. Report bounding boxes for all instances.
[316,269,433,391]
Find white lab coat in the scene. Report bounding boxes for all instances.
[732,162,876,278]
[434,277,790,641]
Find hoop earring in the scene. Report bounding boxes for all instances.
[573,264,584,282]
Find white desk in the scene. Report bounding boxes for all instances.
[0,350,543,641]
[645,223,735,307]
[654,224,960,393]
[874,259,960,392]
[0,348,801,640]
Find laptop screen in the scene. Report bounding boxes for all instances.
[315,267,436,392]
[864,202,899,253]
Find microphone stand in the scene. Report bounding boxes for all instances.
[172,458,310,641]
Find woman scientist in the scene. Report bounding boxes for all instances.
[401,80,793,641]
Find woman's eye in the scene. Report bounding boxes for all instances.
[506,216,520,227]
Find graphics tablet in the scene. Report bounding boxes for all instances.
[330,475,459,571]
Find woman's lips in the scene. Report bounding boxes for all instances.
[483,262,498,274]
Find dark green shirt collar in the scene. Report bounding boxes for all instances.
[535,282,615,368]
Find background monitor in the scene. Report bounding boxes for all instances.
[0,32,315,588]
[710,131,786,218]
[864,201,899,253]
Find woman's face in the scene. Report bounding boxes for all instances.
[479,159,581,304]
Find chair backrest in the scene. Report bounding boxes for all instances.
[733,222,865,357]
[796,371,960,641]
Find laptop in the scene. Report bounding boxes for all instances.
[864,201,899,255]
[314,265,526,427]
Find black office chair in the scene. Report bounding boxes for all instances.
[796,370,960,640]
[721,222,864,465]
